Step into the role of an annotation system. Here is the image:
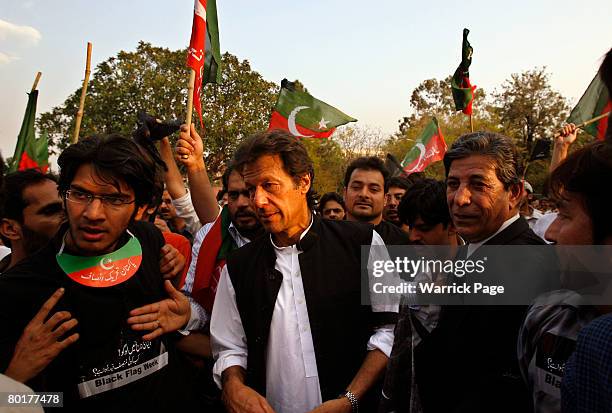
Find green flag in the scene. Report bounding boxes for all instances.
[451,28,476,115]
[268,79,356,138]
[567,73,611,140]
[401,117,447,174]
[9,90,48,173]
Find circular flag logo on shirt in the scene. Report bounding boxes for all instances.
[56,233,143,288]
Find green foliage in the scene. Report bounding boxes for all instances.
[301,138,347,194]
[385,68,575,189]
[492,67,569,148]
[38,42,278,175]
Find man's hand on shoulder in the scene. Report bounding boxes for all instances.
[5,288,79,383]
[307,398,352,413]
[222,367,276,413]
[127,280,190,341]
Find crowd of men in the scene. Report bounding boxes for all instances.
[0,49,610,413]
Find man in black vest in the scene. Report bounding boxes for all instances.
[410,132,544,413]
[210,130,397,413]
[343,157,410,245]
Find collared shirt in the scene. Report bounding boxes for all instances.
[210,221,395,413]
[181,207,250,332]
[467,213,520,257]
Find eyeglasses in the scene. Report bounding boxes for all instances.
[64,189,135,208]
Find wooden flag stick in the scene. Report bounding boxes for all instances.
[182,69,196,159]
[553,111,611,139]
[185,69,196,130]
[31,72,42,92]
[73,42,92,144]
[469,114,474,133]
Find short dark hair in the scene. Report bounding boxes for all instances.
[0,169,57,247]
[443,132,522,189]
[548,141,612,244]
[398,179,451,228]
[221,164,235,192]
[319,192,345,212]
[344,157,390,192]
[232,129,316,209]
[58,135,160,208]
[387,176,416,193]
[0,169,57,223]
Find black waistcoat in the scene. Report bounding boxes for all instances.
[226,216,390,401]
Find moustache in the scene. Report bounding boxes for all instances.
[235,209,258,219]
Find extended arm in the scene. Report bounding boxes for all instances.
[175,124,220,224]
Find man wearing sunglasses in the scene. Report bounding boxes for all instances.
[0,135,199,409]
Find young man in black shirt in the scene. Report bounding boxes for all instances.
[0,135,198,410]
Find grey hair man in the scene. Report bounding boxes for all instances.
[409,132,544,413]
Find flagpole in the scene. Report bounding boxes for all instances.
[31,72,42,92]
[469,114,474,133]
[181,69,197,160]
[553,112,611,139]
[73,42,92,144]
[185,69,196,129]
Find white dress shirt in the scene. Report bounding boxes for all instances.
[467,213,520,257]
[211,221,395,413]
[181,207,251,332]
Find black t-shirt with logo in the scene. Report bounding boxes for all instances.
[0,221,200,411]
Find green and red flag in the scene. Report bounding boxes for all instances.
[451,28,476,115]
[567,72,611,141]
[186,0,222,126]
[268,79,356,138]
[183,205,238,314]
[9,89,48,173]
[401,117,447,175]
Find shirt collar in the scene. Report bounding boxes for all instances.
[228,221,251,245]
[270,214,314,251]
[467,213,520,257]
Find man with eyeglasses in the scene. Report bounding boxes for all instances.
[0,135,201,409]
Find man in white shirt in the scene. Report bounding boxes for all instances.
[211,129,396,413]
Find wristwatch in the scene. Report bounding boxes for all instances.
[339,390,359,413]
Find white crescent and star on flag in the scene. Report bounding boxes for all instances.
[287,106,330,137]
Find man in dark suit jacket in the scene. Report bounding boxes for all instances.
[388,132,543,413]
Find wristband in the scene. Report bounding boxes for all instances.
[339,390,359,413]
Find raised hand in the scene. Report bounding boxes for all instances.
[5,288,79,383]
[555,123,578,147]
[127,280,191,341]
[175,124,205,171]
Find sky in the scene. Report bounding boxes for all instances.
[1,0,611,166]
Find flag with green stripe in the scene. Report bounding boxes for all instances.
[268,79,356,138]
[401,117,447,174]
[451,28,476,115]
[567,73,611,140]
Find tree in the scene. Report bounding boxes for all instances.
[399,75,488,134]
[38,42,278,175]
[386,77,497,180]
[493,67,569,149]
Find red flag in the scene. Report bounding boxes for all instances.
[187,0,207,126]
[401,117,447,175]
